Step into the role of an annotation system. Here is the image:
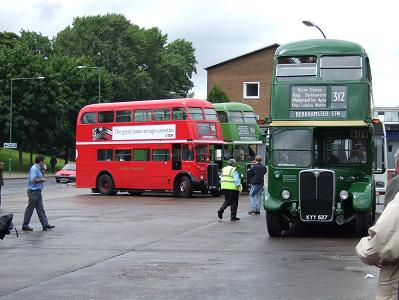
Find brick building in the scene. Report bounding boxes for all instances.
[205,44,278,120]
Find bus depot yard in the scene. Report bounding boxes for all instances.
[0,38,390,299]
[0,184,381,299]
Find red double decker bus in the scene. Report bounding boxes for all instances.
[75,98,223,197]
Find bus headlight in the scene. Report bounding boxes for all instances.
[281,189,291,200]
[339,190,349,200]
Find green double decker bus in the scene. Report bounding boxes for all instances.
[214,102,264,190]
[265,39,386,237]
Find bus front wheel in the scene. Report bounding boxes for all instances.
[179,176,193,198]
[266,212,283,237]
[97,174,115,195]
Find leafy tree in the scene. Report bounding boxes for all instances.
[0,31,58,168]
[207,85,230,103]
[53,14,197,100]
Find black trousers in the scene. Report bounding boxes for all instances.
[219,189,239,217]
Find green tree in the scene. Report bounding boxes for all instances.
[0,30,59,168]
[207,85,230,103]
[53,13,197,100]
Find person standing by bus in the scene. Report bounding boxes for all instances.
[384,149,399,208]
[356,191,399,299]
[0,161,4,207]
[218,159,242,221]
[247,155,267,215]
[22,155,55,231]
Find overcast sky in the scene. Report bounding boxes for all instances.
[2,0,398,107]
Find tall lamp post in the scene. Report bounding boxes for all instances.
[302,20,327,39]
[9,76,45,174]
[77,65,101,103]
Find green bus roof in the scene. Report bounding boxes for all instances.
[214,102,255,112]
[276,39,366,56]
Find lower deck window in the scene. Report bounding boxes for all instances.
[97,149,113,161]
[134,149,150,161]
[152,149,170,161]
[115,149,132,161]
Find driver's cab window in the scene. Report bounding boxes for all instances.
[319,133,367,165]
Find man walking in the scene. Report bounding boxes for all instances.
[247,155,267,215]
[218,159,242,221]
[22,155,55,231]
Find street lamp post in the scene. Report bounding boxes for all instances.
[77,66,101,103]
[9,76,45,174]
[302,20,326,39]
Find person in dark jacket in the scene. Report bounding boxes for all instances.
[247,155,267,214]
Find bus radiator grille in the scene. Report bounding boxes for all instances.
[299,169,335,222]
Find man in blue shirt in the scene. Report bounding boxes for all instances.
[22,155,55,231]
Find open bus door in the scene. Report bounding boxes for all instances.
[372,119,387,204]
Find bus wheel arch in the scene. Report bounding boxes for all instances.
[96,171,116,196]
[173,173,194,198]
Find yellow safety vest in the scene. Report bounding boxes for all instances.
[221,166,239,190]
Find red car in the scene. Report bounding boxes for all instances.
[55,164,76,183]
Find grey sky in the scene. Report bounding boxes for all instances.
[2,0,397,107]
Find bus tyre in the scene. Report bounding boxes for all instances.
[355,212,371,237]
[97,174,115,196]
[179,176,193,198]
[266,212,282,237]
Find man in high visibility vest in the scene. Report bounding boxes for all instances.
[218,159,242,221]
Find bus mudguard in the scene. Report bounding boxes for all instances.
[350,182,372,211]
[264,190,285,212]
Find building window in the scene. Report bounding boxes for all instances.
[243,82,259,99]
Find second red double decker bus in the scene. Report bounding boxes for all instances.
[75,98,223,197]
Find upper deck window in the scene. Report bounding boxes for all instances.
[116,110,132,122]
[243,111,257,124]
[172,108,187,120]
[188,108,204,120]
[276,56,317,81]
[134,110,151,122]
[229,111,244,123]
[81,112,96,124]
[320,56,362,80]
[98,111,114,123]
[204,108,218,121]
[153,109,171,121]
[217,111,228,123]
